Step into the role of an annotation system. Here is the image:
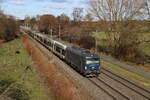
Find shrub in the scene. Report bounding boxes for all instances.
[0,16,19,41]
[98,45,113,54]
[9,84,30,100]
[123,46,145,64]
[0,79,15,94]
[79,35,95,49]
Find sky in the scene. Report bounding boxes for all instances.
[0,0,88,19]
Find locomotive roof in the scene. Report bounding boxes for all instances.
[68,46,99,58]
[54,40,67,49]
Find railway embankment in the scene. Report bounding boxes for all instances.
[0,38,50,100]
[21,35,93,100]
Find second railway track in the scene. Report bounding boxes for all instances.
[89,68,150,100]
[88,77,130,100]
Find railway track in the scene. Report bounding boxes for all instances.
[88,78,130,100]
[88,68,150,100]
[23,30,150,100]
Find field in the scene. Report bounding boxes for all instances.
[0,39,50,100]
[93,32,150,56]
[140,33,150,56]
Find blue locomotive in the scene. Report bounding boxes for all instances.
[65,46,100,76]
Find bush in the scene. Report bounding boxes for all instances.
[9,84,30,100]
[0,16,19,41]
[98,45,113,54]
[0,79,30,100]
[79,35,95,49]
[0,79,15,94]
[123,46,145,64]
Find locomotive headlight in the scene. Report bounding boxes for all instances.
[86,61,91,64]
[85,66,87,70]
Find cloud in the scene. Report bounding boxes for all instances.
[10,0,25,6]
[36,0,74,3]
[42,5,68,10]
[50,0,68,3]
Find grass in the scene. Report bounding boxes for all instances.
[140,42,150,56]
[0,38,50,100]
[92,32,107,40]
[143,33,150,41]
[101,60,150,88]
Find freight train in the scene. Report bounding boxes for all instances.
[27,28,101,77]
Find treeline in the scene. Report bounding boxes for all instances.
[0,14,19,41]
[23,2,150,64]
[23,13,96,49]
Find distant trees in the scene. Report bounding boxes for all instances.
[84,13,93,21]
[0,9,3,16]
[37,14,58,34]
[72,8,84,22]
[24,16,37,28]
[57,14,70,36]
[57,14,70,24]
[0,2,3,16]
[24,11,96,49]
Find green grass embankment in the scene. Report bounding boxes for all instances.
[0,39,50,100]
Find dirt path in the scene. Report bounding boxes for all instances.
[21,35,92,100]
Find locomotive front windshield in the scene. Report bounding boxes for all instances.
[86,57,100,64]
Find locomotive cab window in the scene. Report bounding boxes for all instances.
[86,58,99,64]
[55,46,61,53]
[62,50,65,56]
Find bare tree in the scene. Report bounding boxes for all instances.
[57,13,70,23]
[0,2,3,16]
[84,12,94,21]
[72,8,84,21]
[24,16,30,26]
[57,13,70,37]
[88,0,147,61]
[89,0,146,21]
[145,0,150,20]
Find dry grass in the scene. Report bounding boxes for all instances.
[21,35,92,100]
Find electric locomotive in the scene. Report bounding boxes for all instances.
[65,46,100,76]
